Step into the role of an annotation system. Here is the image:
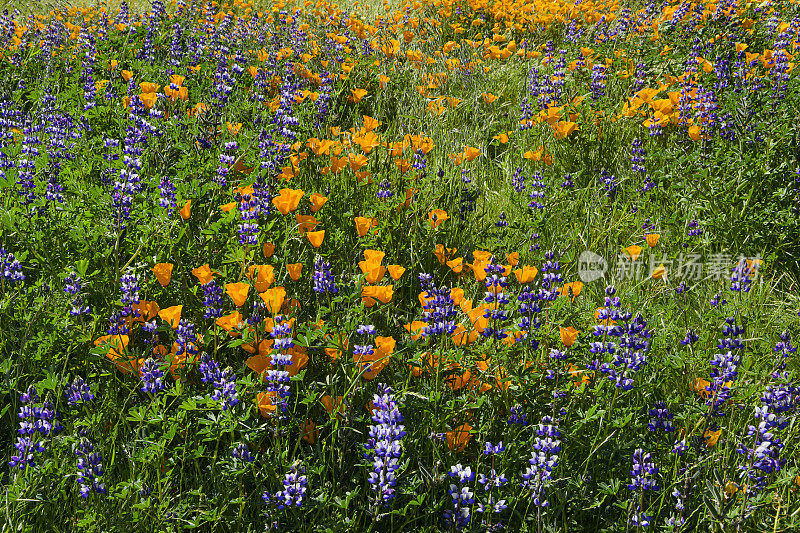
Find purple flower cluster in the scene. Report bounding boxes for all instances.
[9,386,62,469]
[64,273,90,316]
[648,401,675,433]
[419,273,457,337]
[595,286,652,390]
[1,248,25,284]
[65,376,94,407]
[364,384,405,504]
[521,416,561,507]
[264,461,308,510]
[76,438,106,498]
[199,355,238,410]
[140,358,166,394]
[477,442,508,517]
[232,442,254,463]
[482,262,510,340]
[628,449,658,527]
[202,279,224,319]
[444,464,476,530]
[312,259,338,294]
[266,317,294,411]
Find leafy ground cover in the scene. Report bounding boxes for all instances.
[2,0,800,530]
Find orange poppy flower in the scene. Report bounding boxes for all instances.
[179,200,191,220]
[447,257,464,273]
[129,301,159,324]
[514,265,538,284]
[192,264,216,285]
[272,188,304,215]
[216,311,243,334]
[94,334,130,359]
[158,305,183,329]
[226,122,242,135]
[350,88,368,102]
[645,233,660,247]
[363,115,382,131]
[446,423,473,452]
[506,252,519,267]
[225,282,250,308]
[355,216,377,237]
[287,263,303,281]
[652,265,667,280]
[121,70,133,82]
[560,326,580,347]
[309,193,328,213]
[704,428,722,447]
[306,230,325,248]
[362,285,394,306]
[300,420,318,443]
[152,263,173,287]
[257,391,278,417]
[263,242,275,258]
[245,265,272,292]
[404,321,428,341]
[321,395,346,417]
[552,121,578,139]
[463,146,481,162]
[560,281,583,300]
[428,209,449,229]
[140,82,160,93]
[260,287,286,315]
[693,378,712,399]
[625,245,643,261]
[387,265,405,280]
[481,93,498,104]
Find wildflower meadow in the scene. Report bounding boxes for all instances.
[2,0,800,530]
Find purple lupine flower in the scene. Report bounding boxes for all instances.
[202,280,224,319]
[736,405,786,493]
[312,259,338,294]
[75,438,106,498]
[772,331,797,372]
[648,402,675,433]
[521,416,560,507]
[595,286,651,391]
[1,249,25,283]
[482,261,510,341]
[511,167,525,193]
[680,329,699,346]
[264,461,308,510]
[265,317,293,411]
[590,64,607,100]
[159,176,177,215]
[671,440,688,455]
[175,319,198,358]
[140,358,165,394]
[687,219,703,237]
[710,293,726,308]
[9,386,62,469]
[507,405,529,426]
[64,273,91,316]
[444,464,476,529]
[730,258,756,293]
[199,355,238,410]
[377,179,394,199]
[628,449,658,527]
[528,171,546,209]
[477,441,508,517]
[419,274,458,337]
[232,442,254,462]
[65,376,94,406]
[364,384,405,504]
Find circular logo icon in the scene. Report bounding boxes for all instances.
[578,251,607,283]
